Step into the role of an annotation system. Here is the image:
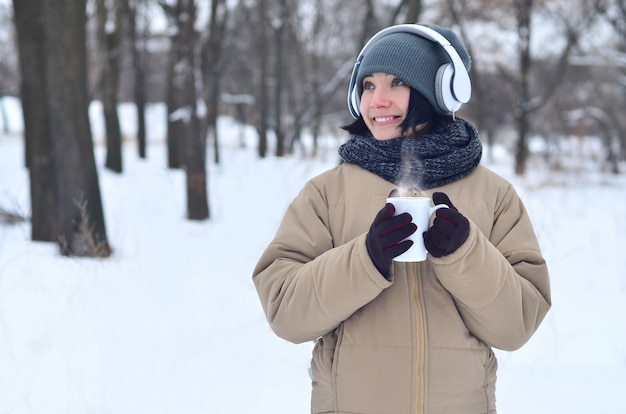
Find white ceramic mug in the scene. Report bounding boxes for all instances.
[385,196,449,262]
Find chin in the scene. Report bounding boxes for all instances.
[372,130,404,141]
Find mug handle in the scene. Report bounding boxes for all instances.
[429,203,449,217]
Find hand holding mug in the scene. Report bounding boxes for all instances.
[385,195,449,262]
[366,203,417,277]
[423,192,470,258]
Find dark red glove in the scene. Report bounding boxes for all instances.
[366,203,417,278]
[423,192,469,258]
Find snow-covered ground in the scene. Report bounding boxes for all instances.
[1,99,625,413]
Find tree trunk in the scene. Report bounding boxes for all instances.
[166,58,184,169]
[0,98,9,134]
[514,0,533,176]
[208,88,220,165]
[514,112,531,176]
[201,0,228,166]
[13,0,58,242]
[127,0,148,159]
[162,0,183,169]
[273,0,287,157]
[257,0,269,158]
[43,0,110,255]
[390,0,422,24]
[96,0,124,173]
[310,0,323,158]
[170,0,209,220]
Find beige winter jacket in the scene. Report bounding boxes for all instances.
[253,163,551,414]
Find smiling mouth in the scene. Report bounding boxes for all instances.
[373,116,398,123]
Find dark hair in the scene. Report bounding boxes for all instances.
[341,88,447,137]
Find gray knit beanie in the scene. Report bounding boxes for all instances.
[355,24,471,115]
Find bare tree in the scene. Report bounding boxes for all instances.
[389,0,423,24]
[162,2,184,169]
[95,0,125,173]
[490,0,599,175]
[306,0,325,156]
[441,0,496,155]
[13,0,57,241]
[200,0,229,165]
[273,0,288,157]
[126,0,149,159]
[0,4,17,135]
[257,0,270,158]
[598,0,626,34]
[14,0,110,256]
[280,1,362,156]
[162,0,209,220]
[595,0,626,167]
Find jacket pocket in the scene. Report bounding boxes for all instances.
[483,347,497,412]
[311,325,343,413]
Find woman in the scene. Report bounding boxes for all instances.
[253,23,550,414]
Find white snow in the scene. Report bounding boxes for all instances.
[1,99,625,413]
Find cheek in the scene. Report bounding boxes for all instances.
[359,94,370,114]
[398,90,410,112]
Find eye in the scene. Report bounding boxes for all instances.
[392,78,405,87]
[362,80,374,90]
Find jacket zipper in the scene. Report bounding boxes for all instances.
[412,262,426,414]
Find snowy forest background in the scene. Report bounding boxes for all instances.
[1,0,626,413]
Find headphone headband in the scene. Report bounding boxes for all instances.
[347,24,471,118]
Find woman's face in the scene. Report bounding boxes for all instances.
[359,72,410,141]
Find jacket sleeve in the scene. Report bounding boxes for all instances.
[252,180,391,344]
[431,185,551,351]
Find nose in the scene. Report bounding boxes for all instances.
[370,87,391,108]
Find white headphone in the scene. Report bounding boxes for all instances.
[347,24,472,118]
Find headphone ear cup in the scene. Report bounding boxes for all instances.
[434,63,462,113]
[349,87,361,117]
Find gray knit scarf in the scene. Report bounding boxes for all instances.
[338,118,482,190]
